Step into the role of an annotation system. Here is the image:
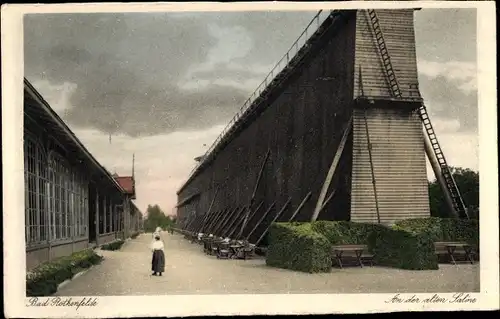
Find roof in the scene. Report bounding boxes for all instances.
[114,176,135,195]
[24,78,125,195]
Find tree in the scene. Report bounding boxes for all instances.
[143,204,177,232]
[428,166,479,219]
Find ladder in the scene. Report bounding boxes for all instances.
[419,105,468,218]
[366,9,468,219]
[367,9,402,98]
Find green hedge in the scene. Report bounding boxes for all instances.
[311,220,385,246]
[266,218,474,272]
[394,217,479,255]
[312,220,438,270]
[100,239,125,251]
[266,223,331,273]
[367,226,439,270]
[26,249,103,296]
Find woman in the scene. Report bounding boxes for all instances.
[151,234,165,276]
[152,226,161,239]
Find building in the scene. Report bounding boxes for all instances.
[24,78,140,269]
[175,9,465,244]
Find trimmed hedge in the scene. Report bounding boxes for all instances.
[100,239,125,251]
[367,226,439,270]
[311,220,385,245]
[26,249,103,296]
[394,217,479,250]
[266,218,475,273]
[266,223,331,273]
[312,220,438,270]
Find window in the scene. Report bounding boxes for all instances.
[106,199,112,233]
[48,152,89,240]
[24,136,48,245]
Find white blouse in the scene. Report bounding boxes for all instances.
[151,240,164,251]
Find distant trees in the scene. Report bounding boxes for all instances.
[429,166,479,219]
[143,204,176,232]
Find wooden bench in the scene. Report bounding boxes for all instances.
[434,241,475,265]
[331,244,374,269]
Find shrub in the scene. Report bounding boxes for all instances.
[100,239,125,251]
[266,222,331,273]
[312,220,438,270]
[367,225,439,270]
[394,217,479,251]
[26,249,103,296]
[311,220,385,247]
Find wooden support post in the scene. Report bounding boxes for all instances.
[213,208,235,235]
[205,210,223,233]
[224,206,247,238]
[363,110,381,224]
[250,150,271,204]
[209,209,228,234]
[236,201,264,239]
[246,201,276,241]
[233,149,270,238]
[255,197,292,246]
[197,209,215,233]
[319,189,336,213]
[311,116,352,222]
[184,212,196,230]
[197,186,220,232]
[208,209,226,234]
[288,192,312,222]
[217,207,243,237]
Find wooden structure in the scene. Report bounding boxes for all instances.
[24,78,140,269]
[176,9,467,246]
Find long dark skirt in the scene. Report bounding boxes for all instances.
[151,249,165,273]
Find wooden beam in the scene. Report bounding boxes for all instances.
[208,209,227,234]
[311,116,352,222]
[255,197,292,246]
[222,206,247,237]
[219,207,245,237]
[250,149,271,204]
[197,186,220,232]
[288,192,312,222]
[233,201,264,239]
[245,201,276,240]
[319,189,336,213]
[234,150,270,239]
[213,207,238,236]
[202,210,220,233]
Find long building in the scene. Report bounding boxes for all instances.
[175,9,467,245]
[24,78,142,269]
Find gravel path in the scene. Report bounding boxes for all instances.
[55,232,479,296]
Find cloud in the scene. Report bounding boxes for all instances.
[418,60,477,95]
[24,11,316,137]
[414,8,476,62]
[417,60,478,132]
[73,125,225,214]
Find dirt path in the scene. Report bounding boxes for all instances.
[55,232,480,296]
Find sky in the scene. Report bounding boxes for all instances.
[24,8,478,216]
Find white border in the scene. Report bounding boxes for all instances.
[2,1,498,317]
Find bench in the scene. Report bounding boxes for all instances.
[331,244,374,269]
[434,241,475,265]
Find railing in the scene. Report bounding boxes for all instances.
[182,9,334,186]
